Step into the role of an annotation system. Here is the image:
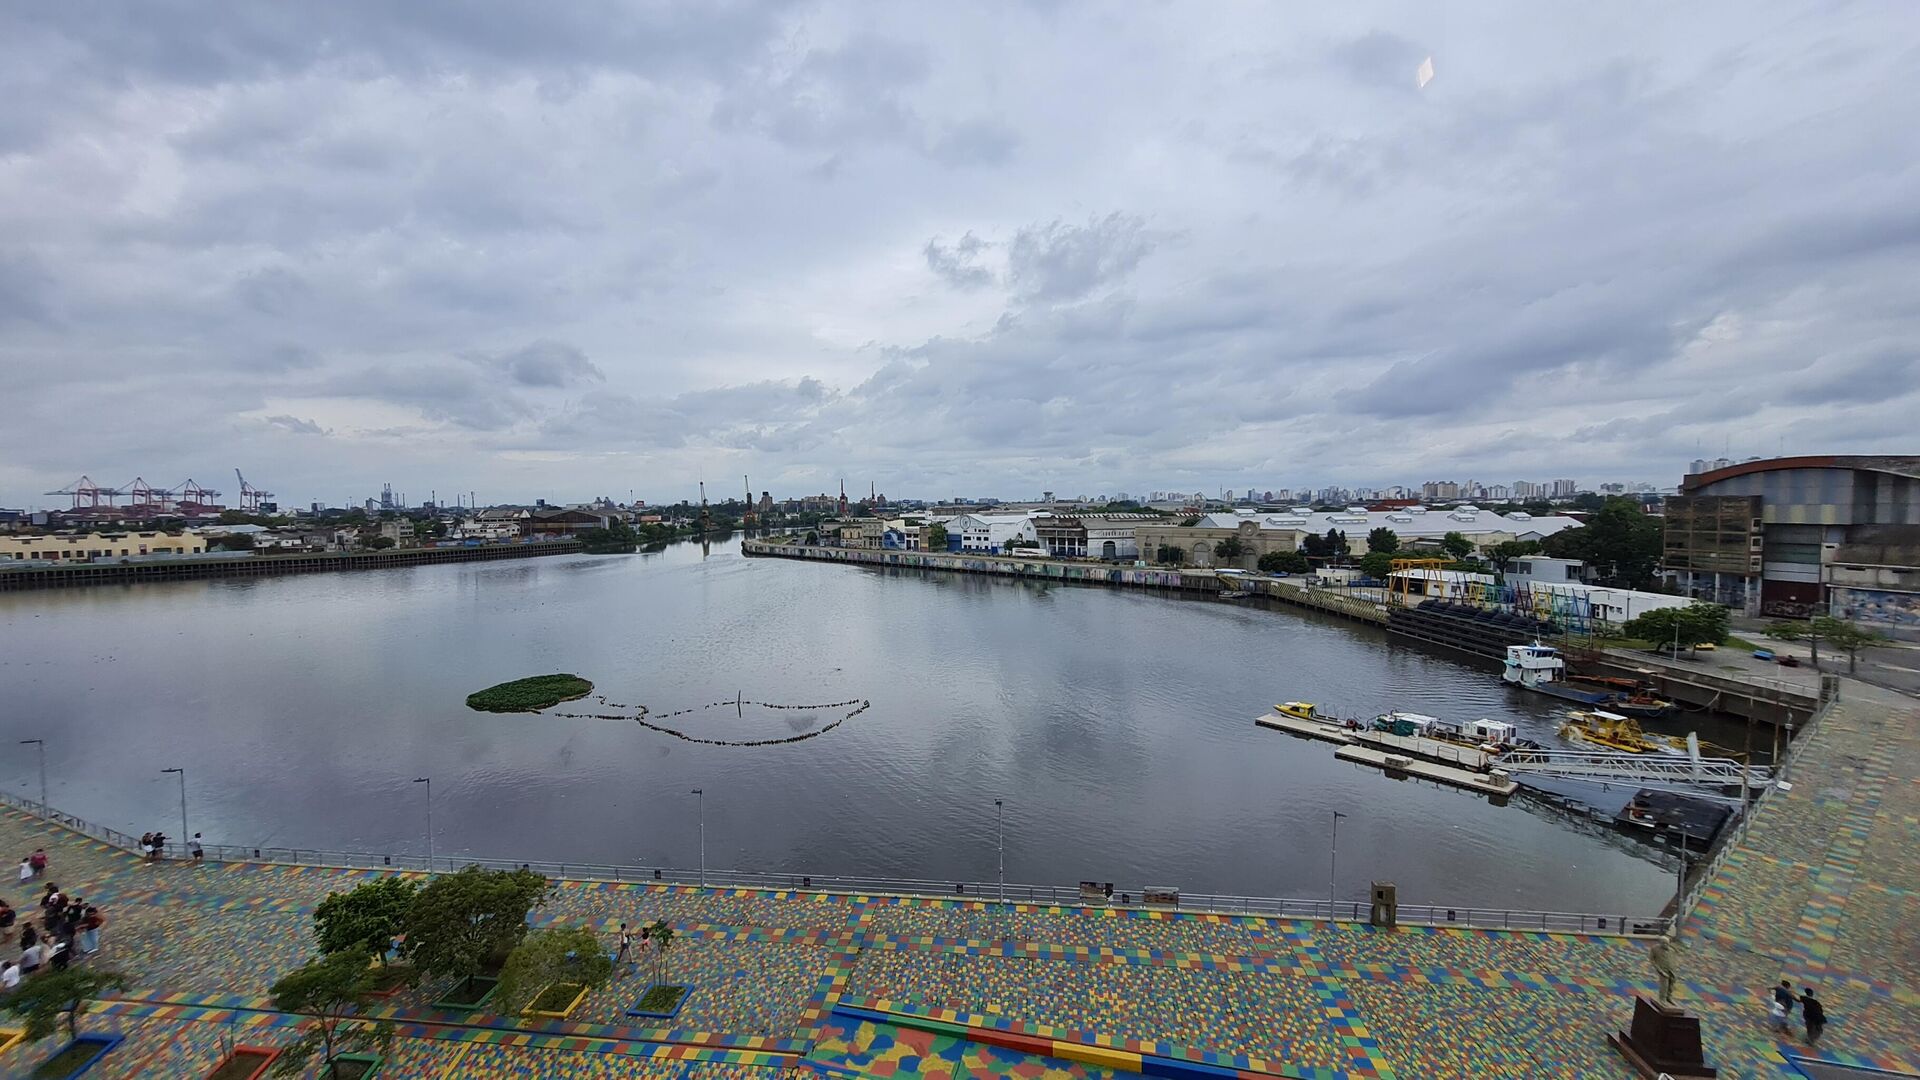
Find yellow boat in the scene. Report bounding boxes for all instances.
[1559,710,1677,754]
[1274,702,1319,721]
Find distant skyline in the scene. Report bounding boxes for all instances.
[3,3,1915,506]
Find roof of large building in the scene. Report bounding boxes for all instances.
[1682,454,1920,492]
[1191,506,1582,539]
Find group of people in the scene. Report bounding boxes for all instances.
[1770,979,1828,1044]
[137,830,204,862]
[0,849,107,991]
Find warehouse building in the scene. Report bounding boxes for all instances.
[1665,455,1920,633]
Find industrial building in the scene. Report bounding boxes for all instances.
[0,531,208,563]
[1666,455,1920,633]
[1134,506,1581,567]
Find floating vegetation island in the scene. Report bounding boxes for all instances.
[465,674,594,713]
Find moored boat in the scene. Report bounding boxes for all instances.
[1274,701,1320,721]
[1558,710,1682,755]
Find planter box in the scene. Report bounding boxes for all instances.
[522,981,590,1019]
[205,1046,281,1080]
[364,963,415,1000]
[430,974,499,1012]
[626,983,692,1019]
[29,1034,122,1080]
[326,1052,383,1079]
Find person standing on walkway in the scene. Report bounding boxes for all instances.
[614,921,633,977]
[0,960,17,992]
[18,921,36,952]
[140,833,153,861]
[78,907,102,956]
[19,940,42,975]
[1801,988,1827,1044]
[16,857,30,885]
[190,833,204,863]
[0,900,14,945]
[28,849,47,879]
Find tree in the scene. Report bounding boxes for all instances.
[1486,540,1540,576]
[1812,616,1889,672]
[1763,620,1817,665]
[1257,550,1309,574]
[1301,529,1349,560]
[640,919,677,988]
[1540,497,1663,589]
[803,530,819,545]
[215,533,256,551]
[270,951,396,1077]
[1214,536,1246,560]
[428,519,449,538]
[1,968,130,1042]
[400,866,551,986]
[1440,531,1475,561]
[1358,551,1396,581]
[1156,544,1187,566]
[1626,603,1731,651]
[363,536,397,550]
[314,878,419,965]
[1365,527,1400,556]
[495,925,615,1015]
[925,523,948,550]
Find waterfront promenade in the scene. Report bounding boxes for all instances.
[0,689,1914,1077]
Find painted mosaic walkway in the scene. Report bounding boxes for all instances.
[0,685,1915,1076]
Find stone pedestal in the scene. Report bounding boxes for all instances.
[1607,996,1717,1078]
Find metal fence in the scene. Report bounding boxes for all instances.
[0,788,1667,936]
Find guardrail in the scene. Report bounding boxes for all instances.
[0,788,1667,936]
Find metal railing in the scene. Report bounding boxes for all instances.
[0,788,1667,936]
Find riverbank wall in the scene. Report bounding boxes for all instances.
[0,538,584,591]
[740,539,1391,624]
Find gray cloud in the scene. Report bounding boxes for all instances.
[924,232,994,290]
[2,4,1917,504]
[262,414,329,436]
[484,341,605,388]
[1007,214,1159,304]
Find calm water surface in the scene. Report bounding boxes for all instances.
[0,538,1683,911]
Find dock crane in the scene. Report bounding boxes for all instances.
[743,475,755,526]
[698,481,711,532]
[235,468,276,512]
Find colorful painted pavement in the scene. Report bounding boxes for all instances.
[0,684,1915,1077]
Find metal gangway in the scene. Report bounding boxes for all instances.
[1498,747,1771,788]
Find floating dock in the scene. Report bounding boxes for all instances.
[1334,745,1519,796]
[1255,713,1516,796]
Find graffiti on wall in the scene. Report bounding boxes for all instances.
[1829,586,1920,628]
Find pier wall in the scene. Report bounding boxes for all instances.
[0,539,585,590]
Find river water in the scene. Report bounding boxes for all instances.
[0,537,1694,912]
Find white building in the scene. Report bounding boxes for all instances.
[1524,582,1689,626]
[1507,556,1588,587]
[947,513,1040,555]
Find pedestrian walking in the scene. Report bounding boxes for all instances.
[1769,980,1796,1035]
[47,935,69,972]
[190,833,204,863]
[38,883,60,916]
[615,921,633,977]
[19,941,42,975]
[0,960,17,992]
[19,922,37,951]
[1801,988,1827,1044]
[28,849,47,879]
[78,907,102,955]
[0,900,14,945]
[16,857,30,885]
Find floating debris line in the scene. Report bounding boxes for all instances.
[548,695,871,747]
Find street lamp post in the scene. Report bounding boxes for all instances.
[161,767,188,857]
[1329,811,1348,910]
[18,739,46,816]
[994,799,1005,900]
[413,778,433,871]
[691,789,705,886]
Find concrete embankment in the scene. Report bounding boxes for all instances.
[0,538,585,590]
[740,539,1390,623]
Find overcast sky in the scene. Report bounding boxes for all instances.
[3,3,1914,508]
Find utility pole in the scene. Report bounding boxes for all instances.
[413,777,433,871]
[691,788,705,885]
[18,739,46,815]
[161,767,188,857]
[995,799,1005,900]
[1330,811,1347,908]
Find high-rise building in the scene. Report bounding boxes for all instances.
[1551,479,1578,497]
